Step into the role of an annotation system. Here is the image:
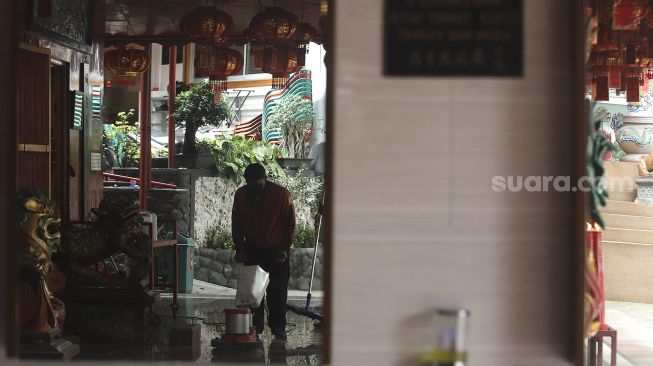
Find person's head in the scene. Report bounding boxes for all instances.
[244,163,266,194]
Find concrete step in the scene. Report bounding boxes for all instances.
[603,200,653,217]
[603,228,653,245]
[603,241,653,303]
[604,213,653,231]
[605,189,637,202]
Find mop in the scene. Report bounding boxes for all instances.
[287,191,324,322]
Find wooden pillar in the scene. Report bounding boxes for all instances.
[139,45,152,211]
[168,44,176,168]
[1,0,18,356]
[182,44,192,84]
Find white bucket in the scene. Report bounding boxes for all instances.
[141,212,157,240]
[235,265,270,308]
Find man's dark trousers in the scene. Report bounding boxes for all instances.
[252,259,290,335]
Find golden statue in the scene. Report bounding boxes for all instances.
[638,153,653,176]
[17,190,65,334]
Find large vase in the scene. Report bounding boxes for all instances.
[616,116,653,161]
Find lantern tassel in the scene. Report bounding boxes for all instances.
[212,79,227,103]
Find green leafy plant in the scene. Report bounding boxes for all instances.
[198,135,286,184]
[205,227,235,250]
[103,109,140,167]
[266,95,315,158]
[272,168,323,218]
[293,224,317,248]
[152,146,169,158]
[173,81,232,155]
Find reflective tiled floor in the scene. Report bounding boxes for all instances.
[72,281,324,364]
[602,301,653,366]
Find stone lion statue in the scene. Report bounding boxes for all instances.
[17,189,65,334]
[638,153,653,176]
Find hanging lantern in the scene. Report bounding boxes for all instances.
[626,68,643,103]
[613,0,649,30]
[195,45,243,103]
[180,6,233,44]
[262,45,301,89]
[104,46,150,76]
[248,7,299,48]
[592,66,610,101]
[607,51,623,89]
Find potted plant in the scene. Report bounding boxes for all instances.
[173,81,232,168]
[265,95,315,170]
[103,109,140,168]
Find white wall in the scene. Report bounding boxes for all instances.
[329,0,575,365]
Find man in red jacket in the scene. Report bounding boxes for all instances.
[232,163,296,340]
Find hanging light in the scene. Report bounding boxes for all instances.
[262,45,302,89]
[248,7,299,48]
[195,45,243,102]
[180,6,233,44]
[104,46,150,76]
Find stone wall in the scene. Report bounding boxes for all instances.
[104,187,191,234]
[194,176,315,247]
[111,168,212,237]
[193,177,240,246]
[193,247,324,291]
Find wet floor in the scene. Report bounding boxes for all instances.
[73,293,323,364]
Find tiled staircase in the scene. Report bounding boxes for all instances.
[603,200,653,303]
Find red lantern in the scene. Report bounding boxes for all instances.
[105,47,150,76]
[180,6,233,44]
[248,7,299,47]
[592,66,610,101]
[195,45,243,102]
[262,45,302,89]
[613,0,649,30]
[626,68,642,103]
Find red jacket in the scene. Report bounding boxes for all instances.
[232,181,296,253]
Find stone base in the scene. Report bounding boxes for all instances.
[19,338,80,361]
[621,154,646,162]
[58,286,154,344]
[636,177,653,203]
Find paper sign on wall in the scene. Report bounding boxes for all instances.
[91,152,102,171]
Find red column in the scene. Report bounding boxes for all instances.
[168,44,176,168]
[139,45,152,211]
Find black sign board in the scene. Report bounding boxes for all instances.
[384,0,523,76]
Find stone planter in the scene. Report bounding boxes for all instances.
[617,116,653,162]
[193,247,324,290]
[173,154,215,169]
[276,158,312,171]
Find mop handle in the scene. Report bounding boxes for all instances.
[307,190,325,302]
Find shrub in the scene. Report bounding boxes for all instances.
[265,95,315,158]
[293,224,317,248]
[103,109,140,167]
[205,227,235,250]
[272,168,323,219]
[198,135,286,184]
[174,81,232,154]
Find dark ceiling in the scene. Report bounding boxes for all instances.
[105,0,325,43]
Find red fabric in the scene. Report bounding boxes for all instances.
[232,181,296,251]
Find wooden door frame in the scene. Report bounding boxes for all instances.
[17,42,52,199]
[50,61,71,222]
[1,0,17,357]
[573,1,588,365]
